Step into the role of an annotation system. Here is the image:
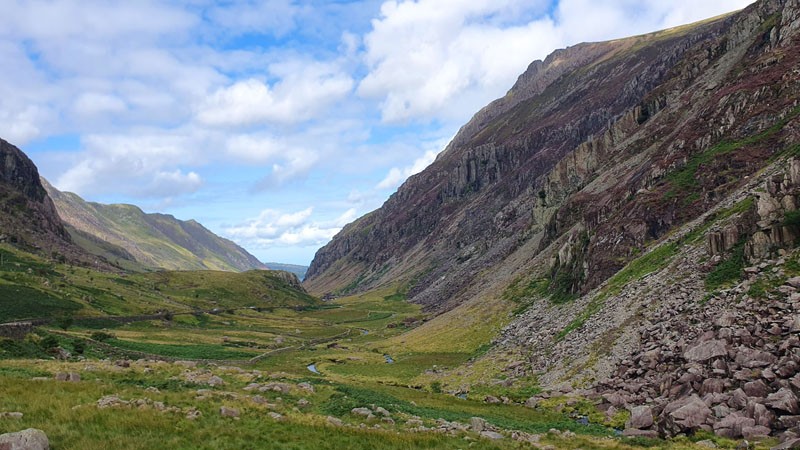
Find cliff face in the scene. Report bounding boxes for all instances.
[0,138,73,255]
[307,0,800,316]
[43,180,267,272]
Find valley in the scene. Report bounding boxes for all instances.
[2,0,800,449]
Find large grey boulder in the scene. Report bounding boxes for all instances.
[627,406,654,429]
[0,428,49,450]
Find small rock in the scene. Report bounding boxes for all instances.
[374,406,391,417]
[326,416,343,427]
[0,412,23,419]
[0,428,49,450]
[622,429,658,439]
[297,399,310,408]
[696,440,718,448]
[484,395,501,404]
[297,382,314,393]
[480,431,504,440]
[220,406,239,418]
[268,412,283,420]
[185,408,201,420]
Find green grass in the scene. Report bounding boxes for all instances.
[556,242,678,341]
[0,285,82,322]
[705,239,746,291]
[665,105,800,198]
[104,339,258,360]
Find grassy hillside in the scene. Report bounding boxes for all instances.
[0,243,315,323]
[42,179,265,272]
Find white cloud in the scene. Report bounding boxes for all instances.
[359,0,558,123]
[54,131,208,197]
[137,169,203,198]
[196,61,354,127]
[225,207,357,249]
[359,0,755,124]
[73,92,127,116]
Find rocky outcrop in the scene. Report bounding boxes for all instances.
[0,138,71,253]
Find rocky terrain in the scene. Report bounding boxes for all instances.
[305,0,800,445]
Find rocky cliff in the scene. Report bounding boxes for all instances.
[0,138,78,259]
[307,0,800,315]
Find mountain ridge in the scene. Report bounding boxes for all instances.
[42,179,267,272]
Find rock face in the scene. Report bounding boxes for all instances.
[0,428,49,450]
[0,138,73,257]
[306,0,800,323]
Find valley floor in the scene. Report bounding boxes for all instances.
[0,284,770,449]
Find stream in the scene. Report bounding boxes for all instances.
[307,363,320,374]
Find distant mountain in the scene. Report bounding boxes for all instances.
[264,262,307,280]
[43,179,266,272]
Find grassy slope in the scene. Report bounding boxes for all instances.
[43,179,264,272]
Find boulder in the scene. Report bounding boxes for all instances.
[766,388,800,414]
[0,429,49,450]
[713,414,755,439]
[662,395,712,435]
[743,380,769,398]
[773,438,800,449]
[351,407,373,418]
[741,425,771,439]
[326,416,343,427]
[627,406,654,430]
[735,348,777,368]
[684,340,727,362]
[470,417,488,433]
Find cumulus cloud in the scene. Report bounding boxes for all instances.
[196,61,354,127]
[54,131,207,197]
[359,0,754,124]
[225,207,357,249]
[377,149,438,190]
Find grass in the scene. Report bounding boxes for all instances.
[664,104,800,199]
[705,239,746,291]
[103,339,259,360]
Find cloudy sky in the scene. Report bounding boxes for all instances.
[4,0,754,265]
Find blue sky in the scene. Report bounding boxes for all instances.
[1,0,754,265]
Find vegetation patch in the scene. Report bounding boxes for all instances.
[705,239,746,291]
[105,339,257,360]
[0,285,82,322]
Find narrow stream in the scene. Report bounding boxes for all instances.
[307,363,320,374]
[383,355,394,364]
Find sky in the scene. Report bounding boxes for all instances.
[2,0,755,265]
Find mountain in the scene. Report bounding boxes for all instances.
[43,179,266,272]
[307,1,799,308]
[0,138,98,265]
[306,0,800,439]
[264,262,308,280]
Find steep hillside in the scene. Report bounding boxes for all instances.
[307,0,800,314]
[0,138,96,266]
[43,179,266,272]
[307,0,800,441]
